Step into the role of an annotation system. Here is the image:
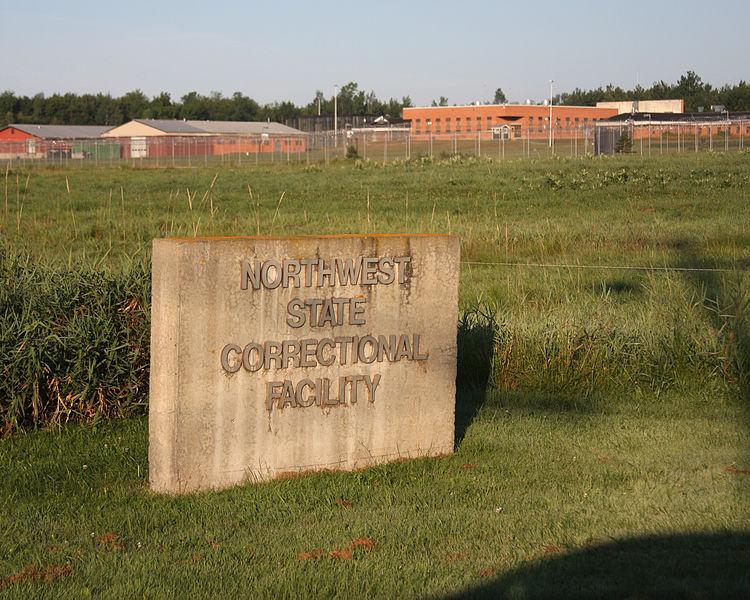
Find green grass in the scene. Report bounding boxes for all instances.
[1,152,749,597]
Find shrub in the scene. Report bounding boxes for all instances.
[615,131,633,153]
[0,248,151,433]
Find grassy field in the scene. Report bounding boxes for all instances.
[1,153,749,598]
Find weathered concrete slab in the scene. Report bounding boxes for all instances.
[149,235,460,493]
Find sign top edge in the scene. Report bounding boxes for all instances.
[155,234,458,243]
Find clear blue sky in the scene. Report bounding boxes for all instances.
[1,0,748,106]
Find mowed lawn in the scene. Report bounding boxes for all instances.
[1,153,749,598]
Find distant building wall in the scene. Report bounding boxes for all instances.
[101,121,169,138]
[402,104,619,139]
[595,99,684,114]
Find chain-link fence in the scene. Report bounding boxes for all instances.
[1,120,748,169]
[594,120,749,155]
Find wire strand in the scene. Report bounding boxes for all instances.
[461,260,748,273]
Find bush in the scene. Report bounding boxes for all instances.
[0,249,151,433]
[345,144,359,159]
[615,131,633,153]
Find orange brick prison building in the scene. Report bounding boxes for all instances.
[403,104,622,140]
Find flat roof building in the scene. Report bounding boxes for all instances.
[402,100,685,140]
[402,104,620,140]
[595,99,684,114]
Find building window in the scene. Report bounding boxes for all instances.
[435,118,441,133]
[476,117,481,131]
[455,117,462,132]
[445,117,451,133]
[465,118,471,132]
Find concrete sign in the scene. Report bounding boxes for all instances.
[149,235,460,493]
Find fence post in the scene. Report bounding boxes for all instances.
[640,126,643,155]
[527,127,530,158]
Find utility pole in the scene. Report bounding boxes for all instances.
[549,79,554,149]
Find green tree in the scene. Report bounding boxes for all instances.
[615,130,632,153]
[119,90,149,120]
[493,88,507,104]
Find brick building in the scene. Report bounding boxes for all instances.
[402,104,621,140]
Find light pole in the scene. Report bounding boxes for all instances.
[549,79,554,150]
[333,84,339,147]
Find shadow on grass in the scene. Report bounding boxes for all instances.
[443,531,750,599]
[602,278,641,296]
[451,249,750,597]
[455,307,602,447]
[676,245,750,481]
[455,308,498,447]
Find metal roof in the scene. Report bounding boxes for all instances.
[131,119,205,134]
[603,111,750,124]
[134,119,304,135]
[8,124,112,139]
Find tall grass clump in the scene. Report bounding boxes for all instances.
[471,271,750,411]
[0,246,150,434]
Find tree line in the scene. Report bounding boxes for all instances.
[0,82,413,127]
[1,72,748,127]
[557,71,750,112]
